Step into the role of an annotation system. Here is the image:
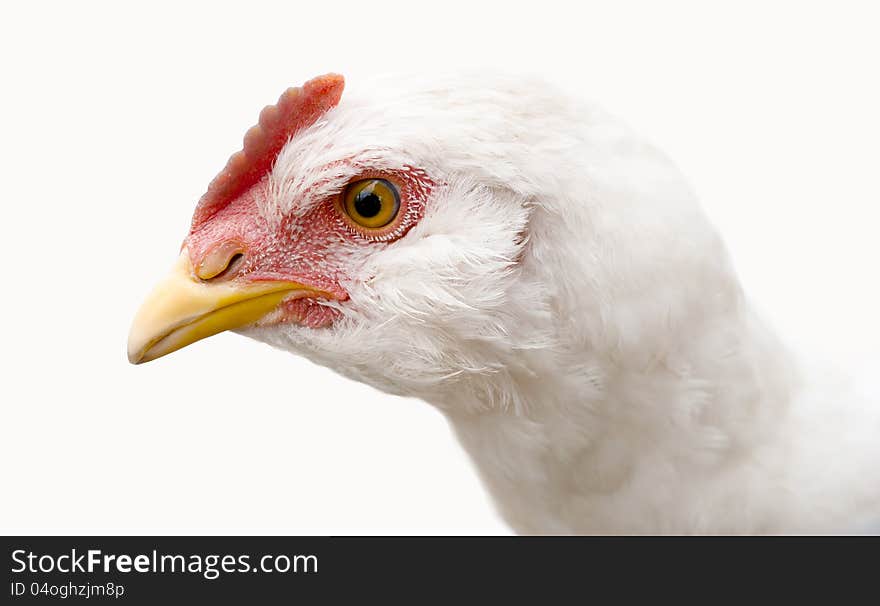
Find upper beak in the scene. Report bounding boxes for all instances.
[127,252,319,364]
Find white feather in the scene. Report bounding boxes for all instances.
[243,72,880,533]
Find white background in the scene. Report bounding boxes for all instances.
[1,1,878,534]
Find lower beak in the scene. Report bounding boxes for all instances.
[127,253,318,364]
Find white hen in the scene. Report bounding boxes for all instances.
[128,72,880,534]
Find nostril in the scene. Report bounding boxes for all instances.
[215,253,245,280]
[202,252,245,281]
[195,242,246,281]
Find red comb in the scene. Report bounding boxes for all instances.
[191,73,345,229]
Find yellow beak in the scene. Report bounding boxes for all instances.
[128,253,319,364]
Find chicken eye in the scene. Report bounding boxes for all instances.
[343,179,400,229]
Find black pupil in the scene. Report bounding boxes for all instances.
[354,190,383,218]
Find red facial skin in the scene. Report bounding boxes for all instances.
[184,169,432,328]
[181,74,434,329]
